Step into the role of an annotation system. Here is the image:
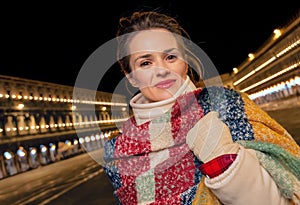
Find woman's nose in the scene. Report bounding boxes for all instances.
[156,66,170,77]
[155,61,170,77]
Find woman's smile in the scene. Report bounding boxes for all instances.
[155,79,176,89]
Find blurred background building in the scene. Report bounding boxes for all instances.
[0,75,128,179]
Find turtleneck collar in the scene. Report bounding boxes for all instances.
[130,76,197,125]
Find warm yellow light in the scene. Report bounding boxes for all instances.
[273,29,281,39]
[248,53,255,61]
[17,103,24,109]
[233,67,239,74]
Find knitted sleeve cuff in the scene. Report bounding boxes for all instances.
[199,154,237,178]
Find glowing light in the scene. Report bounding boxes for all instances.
[295,76,300,85]
[248,53,255,61]
[4,151,13,160]
[84,136,91,142]
[49,143,56,151]
[241,62,300,92]
[79,138,84,144]
[65,140,72,146]
[249,76,300,100]
[30,148,37,155]
[40,145,48,153]
[17,103,24,109]
[273,29,281,39]
[17,148,26,157]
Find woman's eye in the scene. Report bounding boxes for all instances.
[167,55,177,61]
[140,61,151,67]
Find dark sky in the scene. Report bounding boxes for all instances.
[1,1,299,93]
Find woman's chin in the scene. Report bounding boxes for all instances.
[153,92,176,102]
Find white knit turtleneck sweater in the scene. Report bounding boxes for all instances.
[130,76,197,125]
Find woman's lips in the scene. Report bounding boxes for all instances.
[155,79,176,89]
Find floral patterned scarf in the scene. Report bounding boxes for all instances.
[104,86,300,205]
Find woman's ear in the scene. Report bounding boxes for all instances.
[125,74,139,87]
[185,63,189,73]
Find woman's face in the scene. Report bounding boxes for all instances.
[128,28,188,102]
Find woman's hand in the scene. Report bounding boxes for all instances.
[186,111,240,163]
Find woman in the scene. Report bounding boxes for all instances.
[103,10,300,205]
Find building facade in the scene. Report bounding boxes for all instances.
[0,75,128,179]
[223,12,300,107]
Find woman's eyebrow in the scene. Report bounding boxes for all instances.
[134,54,152,63]
[134,48,179,63]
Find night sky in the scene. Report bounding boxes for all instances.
[1,1,299,93]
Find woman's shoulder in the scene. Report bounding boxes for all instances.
[200,86,239,94]
[196,86,243,103]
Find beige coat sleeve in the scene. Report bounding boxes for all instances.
[204,146,291,205]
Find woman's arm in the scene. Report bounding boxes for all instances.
[204,146,290,205]
[186,111,291,205]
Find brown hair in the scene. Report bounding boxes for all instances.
[116,11,203,86]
